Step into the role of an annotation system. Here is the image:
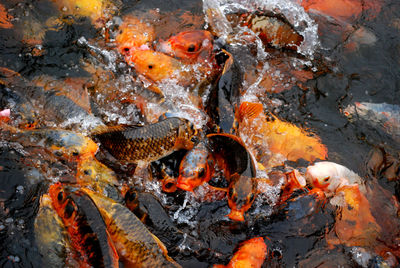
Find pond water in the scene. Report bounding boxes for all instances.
[0,0,399,267]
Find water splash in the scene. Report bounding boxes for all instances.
[203,0,320,57]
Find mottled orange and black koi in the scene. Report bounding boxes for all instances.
[49,183,119,268]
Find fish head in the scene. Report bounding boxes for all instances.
[48,183,78,227]
[124,188,139,212]
[227,174,257,221]
[176,119,199,150]
[177,142,212,191]
[161,176,177,193]
[76,157,118,186]
[115,16,155,55]
[125,50,183,82]
[157,30,214,63]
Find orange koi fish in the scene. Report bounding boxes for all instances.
[115,16,155,55]
[176,140,215,192]
[81,188,181,267]
[213,237,268,268]
[0,124,98,161]
[157,30,215,63]
[49,183,119,268]
[327,185,381,248]
[124,50,190,83]
[237,101,327,168]
[226,173,258,222]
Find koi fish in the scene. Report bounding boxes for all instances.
[343,102,400,143]
[157,30,214,63]
[49,183,119,268]
[226,173,258,222]
[236,10,304,50]
[76,157,122,202]
[34,194,77,267]
[176,140,215,192]
[213,237,268,268]
[115,16,155,55]
[1,124,98,160]
[305,161,366,195]
[327,185,381,248]
[92,117,197,164]
[81,188,181,267]
[237,101,327,168]
[206,49,242,134]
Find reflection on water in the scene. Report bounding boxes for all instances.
[0,0,399,267]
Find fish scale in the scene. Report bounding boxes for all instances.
[93,117,196,163]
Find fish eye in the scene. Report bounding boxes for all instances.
[57,191,64,202]
[125,190,137,202]
[165,182,174,189]
[249,193,255,202]
[198,167,206,178]
[123,47,129,52]
[323,177,330,182]
[228,188,233,198]
[83,169,92,176]
[187,44,196,52]
[72,151,79,156]
[148,64,153,69]
[64,200,75,219]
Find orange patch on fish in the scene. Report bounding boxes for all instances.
[115,16,155,55]
[238,102,327,165]
[125,50,187,82]
[300,0,363,22]
[0,4,13,29]
[213,237,268,268]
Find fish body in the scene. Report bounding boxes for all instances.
[34,194,75,267]
[238,101,327,168]
[206,49,242,134]
[235,10,304,50]
[49,183,119,268]
[207,133,257,221]
[93,117,197,164]
[226,174,257,222]
[213,237,267,268]
[177,140,215,191]
[344,102,400,142]
[82,188,181,267]
[157,30,215,63]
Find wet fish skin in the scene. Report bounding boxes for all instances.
[34,194,74,268]
[82,188,182,268]
[177,140,215,191]
[49,183,119,268]
[93,117,197,164]
[226,174,257,222]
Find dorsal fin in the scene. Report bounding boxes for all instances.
[238,102,264,122]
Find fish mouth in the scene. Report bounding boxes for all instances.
[226,209,245,221]
[176,180,194,192]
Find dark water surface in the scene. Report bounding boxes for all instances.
[0,0,400,267]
